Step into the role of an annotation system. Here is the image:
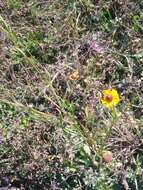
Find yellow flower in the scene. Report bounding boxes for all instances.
[68,70,80,81]
[101,89,120,108]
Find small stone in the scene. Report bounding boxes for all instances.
[102,151,113,163]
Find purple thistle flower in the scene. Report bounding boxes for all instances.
[89,41,104,53]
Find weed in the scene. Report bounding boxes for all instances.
[0,0,143,189]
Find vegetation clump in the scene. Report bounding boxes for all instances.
[0,0,143,189]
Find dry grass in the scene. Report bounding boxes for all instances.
[0,0,143,189]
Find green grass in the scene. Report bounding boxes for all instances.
[0,0,143,189]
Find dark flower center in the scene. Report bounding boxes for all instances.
[105,94,113,103]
